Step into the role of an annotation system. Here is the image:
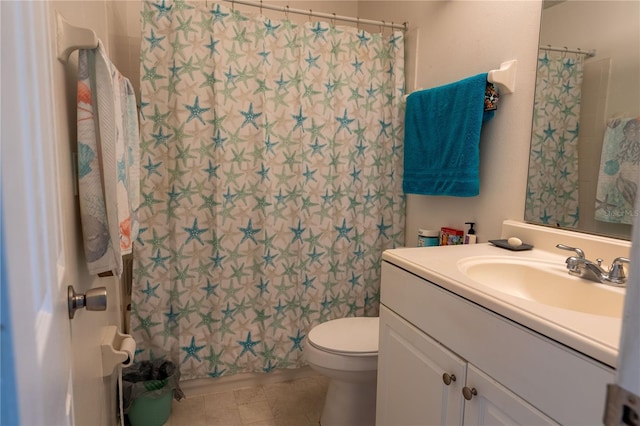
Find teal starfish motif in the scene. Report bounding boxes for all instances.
[239,219,261,244]
[183,218,208,245]
[164,305,180,325]
[208,365,227,378]
[305,51,321,70]
[141,280,161,302]
[151,0,172,21]
[240,102,261,129]
[209,4,229,25]
[336,109,354,134]
[185,96,210,125]
[201,279,219,297]
[145,29,166,52]
[288,329,305,352]
[237,331,261,357]
[334,218,353,242]
[291,106,307,132]
[181,336,206,363]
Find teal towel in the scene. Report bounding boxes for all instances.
[402,73,492,197]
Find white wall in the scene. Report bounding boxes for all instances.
[358,1,542,245]
[106,1,144,96]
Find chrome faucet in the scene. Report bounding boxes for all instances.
[556,244,630,287]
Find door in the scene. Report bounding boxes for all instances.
[376,306,466,426]
[462,364,558,426]
[1,1,119,424]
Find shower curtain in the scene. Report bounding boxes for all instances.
[132,1,405,380]
[525,50,585,228]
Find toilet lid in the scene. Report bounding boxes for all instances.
[308,317,379,354]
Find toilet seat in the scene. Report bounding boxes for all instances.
[308,316,379,355]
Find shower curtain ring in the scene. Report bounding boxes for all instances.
[259,0,263,16]
[231,0,235,11]
[309,9,312,23]
[380,20,385,34]
[332,12,336,26]
[285,5,290,20]
[357,17,360,30]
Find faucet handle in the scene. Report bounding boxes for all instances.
[608,257,631,284]
[555,244,585,259]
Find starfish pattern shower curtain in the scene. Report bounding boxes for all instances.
[525,50,585,228]
[132,0,405,379]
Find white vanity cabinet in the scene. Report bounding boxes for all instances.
[377,305,467,425]
[377,261,616,426]
[462,364,556,425]
[377,306,556,426]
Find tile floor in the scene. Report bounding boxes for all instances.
[165,375,329,426]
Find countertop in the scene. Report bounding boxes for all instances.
[382,243,623,368]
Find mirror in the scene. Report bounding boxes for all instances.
[525,1,640,240]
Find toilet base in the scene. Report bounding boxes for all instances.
[321,374,377,426]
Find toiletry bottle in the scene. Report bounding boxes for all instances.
[464,222,477,244]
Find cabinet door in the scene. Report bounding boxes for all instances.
[377,306,466,426]
[462,364,559,426]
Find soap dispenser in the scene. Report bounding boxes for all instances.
[464,222,476,244]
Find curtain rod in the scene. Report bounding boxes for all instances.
[539,45,596,58]
[220,0,408,31]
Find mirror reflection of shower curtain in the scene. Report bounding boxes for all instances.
[525,50,585,228]
[131,1,405,380]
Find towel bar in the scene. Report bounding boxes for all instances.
[403,59,518,101]
[56,12,98,63]
[487,59,517,94]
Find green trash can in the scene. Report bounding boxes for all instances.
[122,360,183,426]
[127,385,174,426]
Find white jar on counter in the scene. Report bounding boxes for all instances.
[417,229,439,247]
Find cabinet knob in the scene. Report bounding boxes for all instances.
[462,387,478,400]
[442,373,456,386]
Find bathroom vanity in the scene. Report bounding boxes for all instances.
[376,222,628,425]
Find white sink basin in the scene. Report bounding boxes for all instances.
[457,256,624,318]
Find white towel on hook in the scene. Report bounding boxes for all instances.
[77,41,139,277]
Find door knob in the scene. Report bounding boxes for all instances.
[68,285,107,319]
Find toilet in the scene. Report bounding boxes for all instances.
[305,316,379,426]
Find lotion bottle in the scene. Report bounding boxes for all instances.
[464,222,477,244]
